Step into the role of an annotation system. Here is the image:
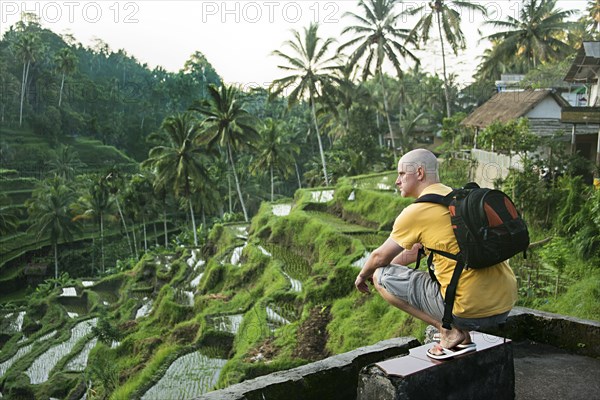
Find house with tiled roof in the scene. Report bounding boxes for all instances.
[560,41,600,173]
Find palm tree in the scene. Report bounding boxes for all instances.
[191,84,259,222]
[48,145,85,181]
[147,170,171,247]
[12,30,42,126]
[339,0,419,155]
[27,178,80,280]
[0,58,20,124]
[144,112,211,246]
[124,173,155,253]
[104,167,134,257]
[586,0,600,33]
[324,62,371,141]
[251,119,300,201]
[405,0,486,117]
[54,47,77,108]
[74,177,113,274]
[332,65,358,139]
[270,23,341,186]
[481,0,575,72]
[475,38,537,82]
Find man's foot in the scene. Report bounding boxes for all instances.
[438,327,472,349]
[432,332,477,346]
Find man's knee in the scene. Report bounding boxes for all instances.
[373,268,392,297]
[373,268,383,291]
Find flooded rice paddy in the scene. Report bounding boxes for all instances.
[272,204,292,216]
[190,273,204,288]
[3,311,26,334]
[26,318,97,384]
[60,287,77,297]
[352,251,372,268]
[310,190,334,203]
[65,337,98,372]
[135,298,153,319]
[0,330,58,378]
[208,314,243,335]
[230,243,247,266]
[140,351,227,400]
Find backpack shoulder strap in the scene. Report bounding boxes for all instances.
[415,246,463,330]
[442,259,465,330]
[464,182,480,190]
[414,191,454,207]
[414,193,444,204]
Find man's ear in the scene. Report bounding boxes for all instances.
[417,166,425,181]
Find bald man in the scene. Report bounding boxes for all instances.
[354,149,517,359]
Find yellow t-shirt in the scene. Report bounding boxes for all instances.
[390,183,517,318]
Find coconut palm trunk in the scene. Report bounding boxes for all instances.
[310,101,329,186]
[163,206,168,247]
[19,60,30,127]
[295,162,302,189]
[59,72,66,107]
[100,211,105,274]
[153,221,158,246]
[115,198,133,257]
[131,223,139,259]
[54,243,59,280]
[436,12,452,118]
[142,216,147,251]
[227,173,233,214]
[189,198,198,246]
[270,165,275,202]
[378,68,397,157]
[227,142,249,222]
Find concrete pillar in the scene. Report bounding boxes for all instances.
[357,332,515,400]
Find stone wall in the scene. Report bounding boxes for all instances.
[195,307,599,400]
[195,337,419,400]
[497,307,600,358]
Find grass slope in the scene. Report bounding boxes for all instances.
[0,168,597,399]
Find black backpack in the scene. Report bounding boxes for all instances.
[414,182,529,329]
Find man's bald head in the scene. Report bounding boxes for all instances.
[398,149,439,184]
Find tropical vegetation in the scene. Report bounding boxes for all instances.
[0,1,598,398]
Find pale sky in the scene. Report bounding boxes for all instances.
[0,1,587,88]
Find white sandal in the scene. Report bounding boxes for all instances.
[426,343,477,360]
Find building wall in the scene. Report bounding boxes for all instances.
[526,97,562,119]
[471,149,524,189]
[591,83,599,107]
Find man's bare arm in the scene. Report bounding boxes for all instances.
[390,243,423,266]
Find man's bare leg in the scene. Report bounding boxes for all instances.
[373,269,471,353]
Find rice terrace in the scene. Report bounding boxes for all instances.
[0,1,599,399]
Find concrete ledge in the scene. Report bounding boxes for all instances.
[195,337,420,400]
[357,332,514,400]
[194,308,598,399]
[495,307,600,357]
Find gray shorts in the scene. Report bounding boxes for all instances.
[376,264,510,330]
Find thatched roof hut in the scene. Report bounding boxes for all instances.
[461,90,569,129]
